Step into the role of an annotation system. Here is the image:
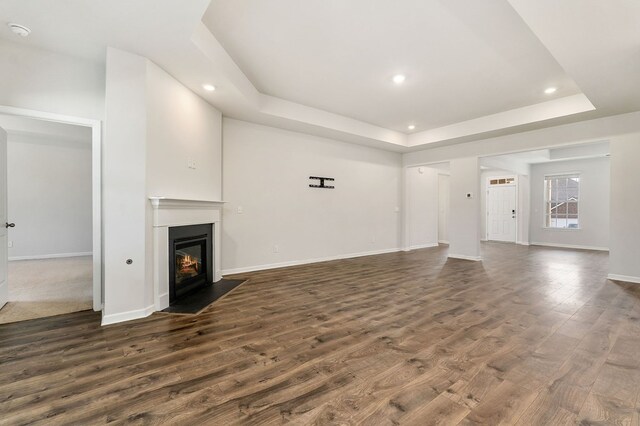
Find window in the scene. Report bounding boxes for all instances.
[545,174,580,229]
[489,177,515,185]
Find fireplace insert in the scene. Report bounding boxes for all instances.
[168,223,213,303]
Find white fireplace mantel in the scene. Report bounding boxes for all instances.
[149,197,225,311]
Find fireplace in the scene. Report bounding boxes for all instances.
[168,223,213,303]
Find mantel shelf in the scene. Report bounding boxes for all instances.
[149,197,227,209]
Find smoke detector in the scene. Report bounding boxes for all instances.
[8,23,31,37]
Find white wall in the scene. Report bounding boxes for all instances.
[103,48,148,320]
[438,174,450,243]
[7,133,92,259]
[529,157,610,250]
[609,135,640,282]
[222,118,402,273]
[405,167,439,250]
[0,40,105,119]
[448,157,481,260]
[145,61,222,201]
[102,48,223,323]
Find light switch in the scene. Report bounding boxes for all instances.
[237,206,243,214]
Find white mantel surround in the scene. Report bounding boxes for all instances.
[149,197,225,311]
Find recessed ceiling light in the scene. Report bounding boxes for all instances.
[544,87,557,94]
[203,84,216,91]
[392,74,406,84]
[408,125,416,130]
[8,23,31,37]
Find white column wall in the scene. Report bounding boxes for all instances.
[608,135,640,283]
[448,158,481,261]
[103,48,149,321]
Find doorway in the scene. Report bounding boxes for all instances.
[0,107,101,323]
[486,177,517,243]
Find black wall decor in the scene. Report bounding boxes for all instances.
[309,176,335,189]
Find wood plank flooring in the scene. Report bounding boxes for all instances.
[1,243,639,425]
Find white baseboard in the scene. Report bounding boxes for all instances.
[607,274,640,284]
[9,251,92,261]
[480,239,488,242]
[517,241,530,246]
[448,253,482,262]
[530,242,609,252]
[101,304,155,326]
[438,240,450,245]
[222,247,401,276]
[408,243,439,250]
[157,292,169,311]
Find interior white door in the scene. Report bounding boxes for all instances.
[487,185,516,242]
[0,127,8,310]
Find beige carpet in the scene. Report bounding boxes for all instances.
[0,256,93,324]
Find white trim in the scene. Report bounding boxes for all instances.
[222,248,401,276]
[607,274,640,284]
[448,254,482,261]
[148,197,227,209]
[540,226,581,231]
[150,197,224,311]
[408,242,439,250]
[0,106,99,127]
[516,241,530,246]
[543,173,581,230]
[101,304,155,326]
[0,105,102,313]
[158,292,169,309]
[9,252,92,261]
[438,240,450,245]
[530,242,609,251]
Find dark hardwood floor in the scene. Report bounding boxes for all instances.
[1,243,639,425]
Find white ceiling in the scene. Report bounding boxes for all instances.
[203,0,581,133]
[0,0,638,152]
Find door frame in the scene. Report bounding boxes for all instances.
[485,175,518,243]
[0,105,102,311]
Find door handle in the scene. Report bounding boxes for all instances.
[5,222,15,228]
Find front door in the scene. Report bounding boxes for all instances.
[0,127,8,310]
[487,184,516,243]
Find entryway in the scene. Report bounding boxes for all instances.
[486,177,517,243]
[0,107,102,324]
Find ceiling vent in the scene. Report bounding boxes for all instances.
[8,23,31,37]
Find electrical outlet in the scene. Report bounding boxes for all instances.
[237,206,243,214]
[273,245,279,253]
[7,241,13,248]
[187,160,197,169]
